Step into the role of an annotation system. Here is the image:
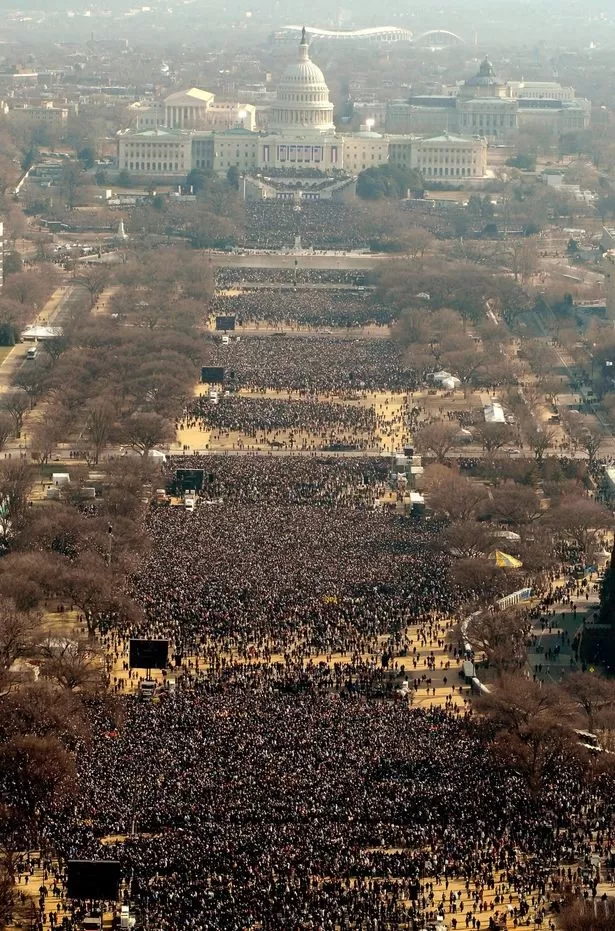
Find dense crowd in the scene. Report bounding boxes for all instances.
[44,676,614,931]
[14,246,615,931]
[184,396,377,444]
[399,200,485,238]
[210,289,394,328]
[202,334,419,393]
[243,202,368,250]
[173,454,391,505]
[215,268,370,287]
[122,455,452,657]
[16,433,615,931]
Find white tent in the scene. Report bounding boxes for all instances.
[484,401,506,424]
[429,371,461,389]
[441,376,461,390]
[492,530,521,541]
[21,325,63,342]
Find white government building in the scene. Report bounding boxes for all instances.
[117,29,488,182]
[385,58,590,141]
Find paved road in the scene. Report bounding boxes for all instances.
[529,581,600,683]
[209,252,387,272]
[0,283,90,392]
[167,447,386,459]
[232,325,390,340]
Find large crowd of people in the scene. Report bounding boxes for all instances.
[123,455,452,659]
[215,268,371,288]
[42,670,613,931]
[243,202,368,250]
[12,255,615,931]
[201,334,418,393]
[184,395,378,444]
[210,289,393,328]
[14,440,615,931]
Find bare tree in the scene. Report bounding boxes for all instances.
[59,553,140,637]
[77,268,109,308]
[486,483,542,526]
[466,607,531,671]
[0,734,77,839]
[0,599,40,670]
[30,415,69,466]
[562,413,604,464]
[0,415,13,454]
[414,421,459,463]
[478,674,581,795]
[491,716,581,796]
[0,460,34,540]
[40,637,103,692]
[541,376,563,407]
[545,498,613,557]
[2,392,29,437]
[41,334,69,366]
[526,425,556,464]
[422,465,488,520]
[0,680,89,744]
[122,411,175,458]
[84,403,114,464]
[474,422,509,455]
[452,558,507,608]
[13,363,48,409]
[400,227,434,258]
[561,670,615,733]
[441,520,490,557]
[576,418,604,465]
[522,385,542,415]
[500,237,538,282]
[478,673,576,732]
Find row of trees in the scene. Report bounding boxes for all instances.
[0,249,213,471]
[423,460,611,611]
[0,671,115,925]
[0,264,61,347]
[477,671,615,796]
[0,246,213,644]
[395,306,517,389]
[125,170,245,249]
[0,241,216,924]
[382,257,531,329]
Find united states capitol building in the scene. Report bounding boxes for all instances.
[116,31,493,186]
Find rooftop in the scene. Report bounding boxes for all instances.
[421,132,485,144]
[164,87,214,105]
[118,127,190,138]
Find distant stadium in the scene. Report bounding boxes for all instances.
[273,25,414,44]
[273,25,465,47]
[414,29,465,48]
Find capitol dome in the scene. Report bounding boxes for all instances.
[269,27,335,132]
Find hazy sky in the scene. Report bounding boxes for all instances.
[0,0,613,49]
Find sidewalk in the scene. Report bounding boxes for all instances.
[528,577,600,683]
